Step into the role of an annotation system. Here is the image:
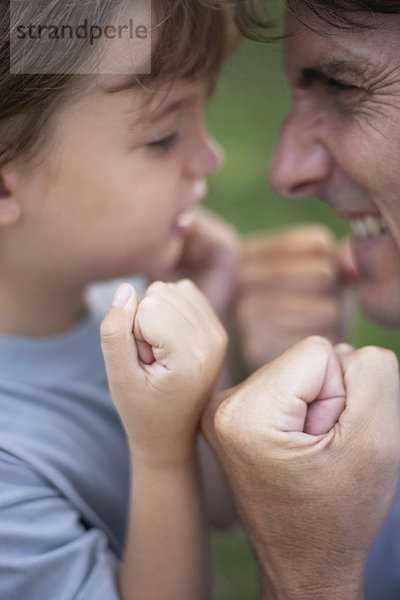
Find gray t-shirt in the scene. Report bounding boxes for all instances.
[0,307,129,599]
[365,472,400,598]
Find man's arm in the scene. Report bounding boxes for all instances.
[202,337,400,600]
[235,226,355,372]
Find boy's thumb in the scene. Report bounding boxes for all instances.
[100,283,140,374]
[136,339,155,365]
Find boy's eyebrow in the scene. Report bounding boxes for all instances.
[140,97,192,124]
[102,74,138,94]
[101,76,200,123]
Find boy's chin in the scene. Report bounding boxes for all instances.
[145,239,185,281]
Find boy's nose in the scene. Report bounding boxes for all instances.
[269,114,331,199]
[187,135,225,179]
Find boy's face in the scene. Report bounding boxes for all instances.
[10,77,223,285]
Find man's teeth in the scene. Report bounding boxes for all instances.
[350,215,388,240]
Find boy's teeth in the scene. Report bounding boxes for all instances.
[350,215,388,240]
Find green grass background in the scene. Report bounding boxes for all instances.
[205,30,400,600]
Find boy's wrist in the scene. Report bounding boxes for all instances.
[128,439,199,471]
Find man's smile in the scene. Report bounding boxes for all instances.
[349,214,389,241]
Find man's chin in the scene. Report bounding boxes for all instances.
[359,282,400,327]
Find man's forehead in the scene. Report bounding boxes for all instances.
[284,9,400,76]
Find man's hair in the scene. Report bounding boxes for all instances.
[288,0,400,27]
[0,0,270,169]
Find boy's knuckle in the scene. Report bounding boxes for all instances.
[302,335,332,353]
[177,278,196,292]
[138,295,159,316]
[146,281,166,296]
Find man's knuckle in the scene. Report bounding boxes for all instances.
[214,398,238,443]
[301,224,335,250]
[322,299,341,324]
[316,262,337,288]
[357,345,397,368]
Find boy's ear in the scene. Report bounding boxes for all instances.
[0,169,22,226]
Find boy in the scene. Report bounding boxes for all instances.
[0,2,247,598]
[0,0,349,597]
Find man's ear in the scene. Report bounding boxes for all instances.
[0,168,22,226]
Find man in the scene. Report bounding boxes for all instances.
[203,2,400,598]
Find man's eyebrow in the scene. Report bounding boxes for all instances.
[300,60,365,85]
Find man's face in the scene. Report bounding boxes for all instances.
[269,4,400,326]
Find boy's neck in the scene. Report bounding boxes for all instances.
[0,278,87,337]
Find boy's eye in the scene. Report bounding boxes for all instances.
[146,132,179,151]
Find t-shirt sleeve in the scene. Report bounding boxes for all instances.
[0,450,121,600]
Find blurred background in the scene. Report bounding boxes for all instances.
[204,11,400,599]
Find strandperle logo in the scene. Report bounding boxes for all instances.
[10,0,152,75]
[16,17,148,46]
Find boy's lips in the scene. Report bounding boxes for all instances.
[172,181,207,234]
[172,209,195,233]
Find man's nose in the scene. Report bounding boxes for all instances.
[269,112,331,198]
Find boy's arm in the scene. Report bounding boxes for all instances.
[101,280,227,600]
[123,455,210,600]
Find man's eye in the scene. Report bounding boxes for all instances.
[146,132,179,151]
[326,77,359,94]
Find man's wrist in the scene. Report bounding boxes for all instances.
[258,558,365,600]
[260,573,364,600]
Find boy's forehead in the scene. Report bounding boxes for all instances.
[98,76,206,122]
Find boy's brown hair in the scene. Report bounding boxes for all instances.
[0,0,269,170]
